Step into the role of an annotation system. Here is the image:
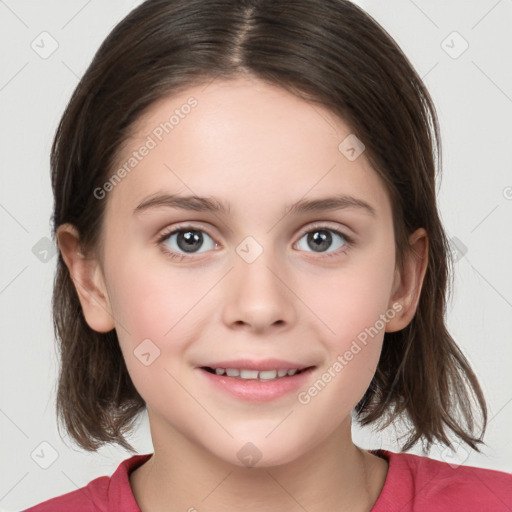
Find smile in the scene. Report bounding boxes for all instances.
[197,365,316,402]
[202,367,306,381]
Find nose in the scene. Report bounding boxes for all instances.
[221,247,297,334]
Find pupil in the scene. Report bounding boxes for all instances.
[308,230,331,252]
[178,230,203,253]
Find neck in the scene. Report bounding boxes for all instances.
[130,416,388,512]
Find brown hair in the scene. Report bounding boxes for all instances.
[51,0,487,453]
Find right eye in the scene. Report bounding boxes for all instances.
[157,225,219,261]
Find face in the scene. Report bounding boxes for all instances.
[82,76,405,467]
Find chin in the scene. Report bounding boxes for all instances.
[206,434,306,470]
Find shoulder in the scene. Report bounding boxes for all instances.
[372,449,512,512]
[22,454,152,512]
[22,475,109,512]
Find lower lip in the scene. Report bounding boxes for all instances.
[197,367,315,402]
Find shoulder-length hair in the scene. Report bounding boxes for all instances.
[51,0,487,453]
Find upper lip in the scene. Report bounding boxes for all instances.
[198,358,314,371]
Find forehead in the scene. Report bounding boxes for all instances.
[105,76,391,220]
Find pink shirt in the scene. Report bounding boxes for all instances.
[23,450,512,511]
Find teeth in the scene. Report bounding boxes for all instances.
[259,370,277,380]
[209,367,304,380]
[240,369,259,379]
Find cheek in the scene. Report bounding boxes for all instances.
[103,248,193,356]
[296,278,391,426]
[105,228,209,330]
[105,248,225,380]
[106,261,204,404]
[298,241,395,405]
[306,243,396,347]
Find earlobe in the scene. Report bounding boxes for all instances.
[386,228,428,333]
[56,223,116,333]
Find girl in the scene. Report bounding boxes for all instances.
[23,0,511,510]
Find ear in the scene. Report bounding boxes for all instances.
[56,223,115,333]
[385,228,428,333]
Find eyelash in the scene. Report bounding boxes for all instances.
[156,223,355,262]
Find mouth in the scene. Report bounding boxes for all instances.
[200,366,313,381]
[197,364,316,402]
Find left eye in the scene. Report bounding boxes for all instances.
[295,228,350,254]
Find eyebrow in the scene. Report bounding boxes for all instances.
[133,192,377,218]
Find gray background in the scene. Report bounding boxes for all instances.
[1,0,511,510]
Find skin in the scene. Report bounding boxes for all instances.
[57,76,428,512]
